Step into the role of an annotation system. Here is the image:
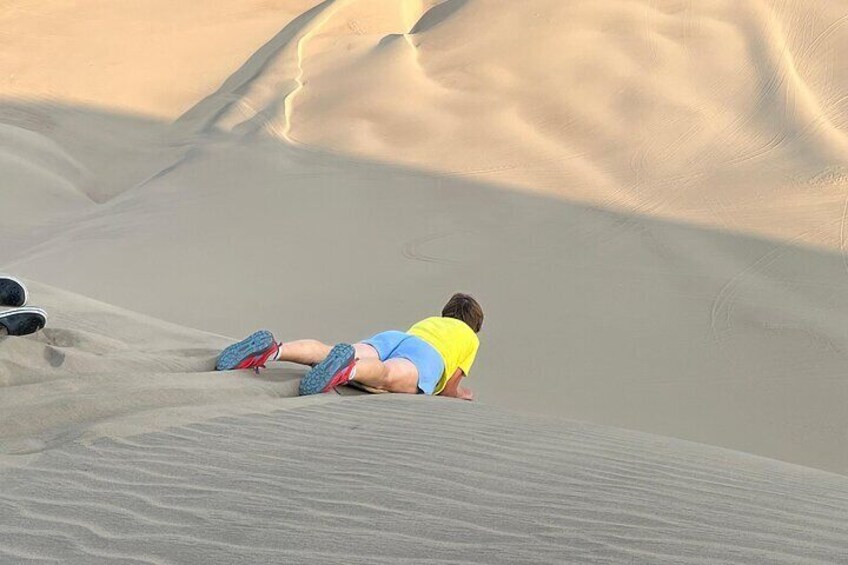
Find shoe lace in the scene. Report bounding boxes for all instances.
[252,342,282,374]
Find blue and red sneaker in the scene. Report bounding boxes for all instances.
[298,343,356,395]
[216,330,281,373]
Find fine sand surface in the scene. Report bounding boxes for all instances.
[2,393,847,564]
[2,0,848,562]
[1,284,847,563]
[1,287,846,562]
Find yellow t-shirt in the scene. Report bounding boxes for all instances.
[408,316,479,395]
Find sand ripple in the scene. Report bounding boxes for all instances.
[1,396,846,564]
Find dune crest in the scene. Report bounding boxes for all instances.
[176,0,446,140]
[1,3,848,559]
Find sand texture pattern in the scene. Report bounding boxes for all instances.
[2,396,847,564]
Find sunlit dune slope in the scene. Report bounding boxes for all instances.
[187,0,848,247]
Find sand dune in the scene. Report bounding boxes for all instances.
[1,0,847,474]
[183,0,848,247]
[5,1,848,235]
[2,283,846,563]
[2,103,847,474]
[2,1,848,561]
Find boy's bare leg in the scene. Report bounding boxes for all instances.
[352,357,419,394]
[277,339,332,366]
[278,340,381,367]
[354,342,380,361]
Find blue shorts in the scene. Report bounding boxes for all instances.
[362,331,445,395]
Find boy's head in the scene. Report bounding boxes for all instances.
[442,293,484,333]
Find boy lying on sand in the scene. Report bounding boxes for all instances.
[216,293,482,400]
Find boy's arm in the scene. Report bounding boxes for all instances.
[440,368,474,401]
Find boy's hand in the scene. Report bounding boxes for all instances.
[441,369,474,400]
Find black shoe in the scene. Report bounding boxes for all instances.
[0,276,27,308]
[0,307,47,336]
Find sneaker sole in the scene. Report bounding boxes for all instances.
[0,307,47,336]
[216,330,275,371]
[299,343,355,395]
